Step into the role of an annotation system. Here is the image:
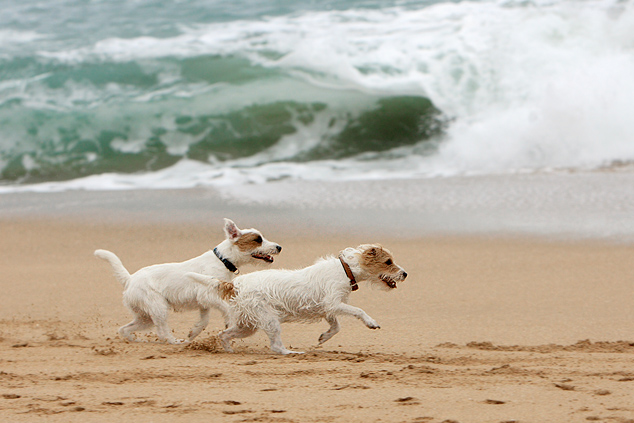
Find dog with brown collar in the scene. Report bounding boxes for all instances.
[188,244,407,354]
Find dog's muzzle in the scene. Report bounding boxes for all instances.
[252,245,282,263]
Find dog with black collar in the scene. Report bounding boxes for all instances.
[95,218,281,344]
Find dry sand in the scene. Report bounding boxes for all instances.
[1,214,634,422]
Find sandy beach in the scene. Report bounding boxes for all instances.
[1,178,634,423]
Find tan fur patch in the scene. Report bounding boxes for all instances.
[234,232,263,252]
[218,282,236,301]
[359,245,402,277]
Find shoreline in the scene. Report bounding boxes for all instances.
[2,171,634,242]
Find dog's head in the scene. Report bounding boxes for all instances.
[223,218,282,266]
[355,244,407,290]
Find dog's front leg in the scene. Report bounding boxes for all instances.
[333,303,380,330]
[188,308,211,341]
[153,313,188,344]
[318,315,340,345]
[216,301,233,329]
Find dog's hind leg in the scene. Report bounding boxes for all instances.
[188,308,211,341]
[318,315,340,345]
[262,318,303,355]
[119,315,153,342]
[218,325,257,352]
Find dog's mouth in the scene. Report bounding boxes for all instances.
[252,253,274,263]
[380,275,398,289]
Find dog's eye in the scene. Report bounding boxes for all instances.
[254,236,263,244]
[385,259,393,265]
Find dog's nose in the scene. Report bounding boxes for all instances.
[276,245,282,253]
[402,271,408,279]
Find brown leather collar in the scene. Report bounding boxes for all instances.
[339,256,358,291]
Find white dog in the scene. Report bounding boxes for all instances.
[188,244,407,354]
[95,218,282,344]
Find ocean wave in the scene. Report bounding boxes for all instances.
[1,0,634,191]
[0,92,445,183]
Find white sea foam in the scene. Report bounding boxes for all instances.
[0,29,45,45]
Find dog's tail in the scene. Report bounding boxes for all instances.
[186,272,235,301]
[94,249,131,287]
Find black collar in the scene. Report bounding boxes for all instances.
[213,247,239,274]
[339,256,358,291]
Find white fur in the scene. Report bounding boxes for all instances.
[189,244,407,354]
[95,218,281,344]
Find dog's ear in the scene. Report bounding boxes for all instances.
[224,218,242,240]
[364,245,379,257]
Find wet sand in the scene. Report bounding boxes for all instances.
[1,202,634,422]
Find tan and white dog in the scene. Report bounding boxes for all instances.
[188,244,407,354]
[95,218,281,344]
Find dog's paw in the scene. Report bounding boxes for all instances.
[187,333,202,342]
[365,320,381,330]
[279,349,305,355]
[122,337,148,343]
[219,340,235,353]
